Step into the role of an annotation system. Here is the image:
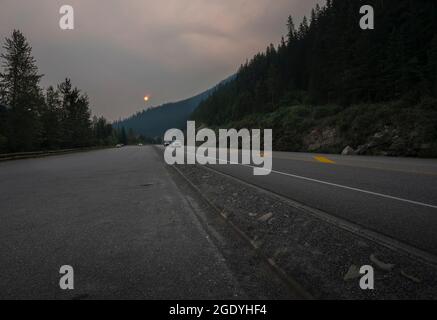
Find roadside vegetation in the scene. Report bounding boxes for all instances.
[192,0,437,157]
[0,30,141,154]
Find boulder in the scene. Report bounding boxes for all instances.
[341,146,356,156]
[304,127,340,152]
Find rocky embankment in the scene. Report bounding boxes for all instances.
[173,163,437,299]
[303,125,435,157]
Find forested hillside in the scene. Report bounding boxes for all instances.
[0,30,118,153]
[114,76,234,140]
[114,91,210,141]
[192,0,437,157]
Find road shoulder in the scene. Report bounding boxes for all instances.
[171,160,437,299]
[159,149,303,299]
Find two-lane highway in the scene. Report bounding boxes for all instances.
[206,152,437,257]
[2,145,437,299]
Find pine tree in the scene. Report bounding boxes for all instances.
[267,64,280,107]
[0,80,6,103]
[0,30,43,151]
[119,127,128,145]
[286,16,296,44]
[92,116,114,146]
[0,83,8,151]
[297,16,309,40]
[58,78,75,147]
[0,103,8,152]
[41,86,63,149]
[58,78,92,148]
[73,94,92,147]
[428,36,437,97]
[310,9,317,25]
[315,4,321,18]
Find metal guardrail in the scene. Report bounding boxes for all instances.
[0,147,110,161]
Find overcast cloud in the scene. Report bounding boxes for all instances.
[0,0,324,120]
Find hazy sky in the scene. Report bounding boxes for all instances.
[0,0,323,121]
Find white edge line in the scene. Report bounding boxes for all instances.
[184,151,437,210]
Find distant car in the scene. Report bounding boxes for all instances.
[138,143,143,146]
[116,144,124,148]
[170,141,183,148]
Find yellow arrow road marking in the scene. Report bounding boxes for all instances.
[314,156,335,164]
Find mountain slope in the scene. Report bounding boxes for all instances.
[114,76,234,139]
[192,0,437,157]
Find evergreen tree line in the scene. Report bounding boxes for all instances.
[0,30,120,153]
[116,126,150,145]
[192,0,437,156]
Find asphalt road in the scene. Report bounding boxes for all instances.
[0,146,292,299]
[206,151,437,257]
[3,145,437,299]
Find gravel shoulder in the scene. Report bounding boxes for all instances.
[173,162,437,299]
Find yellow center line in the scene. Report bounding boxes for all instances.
[272,154,437,176]
[314,156,336,164]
